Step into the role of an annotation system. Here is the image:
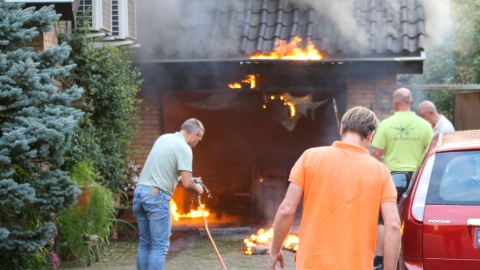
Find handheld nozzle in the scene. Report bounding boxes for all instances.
[194,178,212,198]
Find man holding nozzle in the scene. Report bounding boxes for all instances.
[133,118,205,270]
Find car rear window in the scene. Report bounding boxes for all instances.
[426,150,480,205]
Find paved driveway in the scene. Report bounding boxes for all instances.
[59,229,296,270]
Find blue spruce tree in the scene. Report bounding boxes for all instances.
[0,1,84,268]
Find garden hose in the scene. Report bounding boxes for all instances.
[197,196,228,270]
[193,179,228,270]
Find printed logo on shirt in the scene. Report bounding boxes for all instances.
[390,125,420,141]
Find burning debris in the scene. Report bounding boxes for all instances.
[223,34,329,132]
[243,228,299,255]
[228,74,257,90]
[284,234,299,252]
[243,228,273,255]
[170,200,210,221]
[228,36,322,90]
[263,93,330,132]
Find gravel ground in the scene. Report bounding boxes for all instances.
[59,230,296,270]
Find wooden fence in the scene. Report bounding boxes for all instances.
[454,91,480,130]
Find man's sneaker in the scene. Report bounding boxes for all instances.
[373,256,384,270]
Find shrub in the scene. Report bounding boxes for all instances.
[57,161,116,260]
[60,18,143,192]
[0,2,83,269]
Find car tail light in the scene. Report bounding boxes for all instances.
[411,155,436,222]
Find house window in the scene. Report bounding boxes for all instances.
[76,0,112,34]
[112,0,120,36]
[76,0,93,27]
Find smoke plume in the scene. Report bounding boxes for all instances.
[423,0,453,45]
[135,0,453,60]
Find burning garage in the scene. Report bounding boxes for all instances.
[130,0,425,225]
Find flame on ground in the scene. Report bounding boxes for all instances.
[284,234,299,252]
[243,228,299,255]
[170,200,210,221]
[250,37,322,60]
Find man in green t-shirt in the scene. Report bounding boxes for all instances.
[133,118,205,270]
[370,88,434,270]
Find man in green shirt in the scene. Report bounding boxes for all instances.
[370,88,434,269]
[133,118,205,270]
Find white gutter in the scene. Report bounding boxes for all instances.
[87,32,106,38]
[94,40,136,47]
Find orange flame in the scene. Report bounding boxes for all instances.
[243,228,273,255]
[228,82,241,89]
[170,200,210,221]
[228,74,257,89]
[285,101,296,117]
[250,37,322,60]
[243,227,299,255]
[264,95,296,118]
[284,234,299,252]
[245,74,256,89]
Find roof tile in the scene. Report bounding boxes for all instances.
[153,0,425,59]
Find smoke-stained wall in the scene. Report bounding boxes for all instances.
[130,73,402,222]
[131,87,344,220]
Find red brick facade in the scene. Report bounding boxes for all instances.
[129,91,164,167]
[346,74,396,121]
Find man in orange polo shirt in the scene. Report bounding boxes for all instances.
[269,106,400,270]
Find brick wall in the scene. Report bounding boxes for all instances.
[346,74,397,121]
[27,33,44,51]
[129,91,164,168]
[26,22,60,51]
[43,24,59,49]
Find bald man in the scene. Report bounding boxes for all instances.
[418,100,455,134]
[370,88,434,270]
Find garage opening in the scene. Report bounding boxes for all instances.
[141,85,346,226]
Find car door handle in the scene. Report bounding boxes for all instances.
[467,219,480,226]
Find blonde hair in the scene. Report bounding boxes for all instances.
[341,106,379,139]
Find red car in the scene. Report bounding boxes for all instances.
[396,130,480,270]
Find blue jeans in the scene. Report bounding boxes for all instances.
[132,185,171,270]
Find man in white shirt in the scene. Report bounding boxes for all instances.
[418,100,455,134]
